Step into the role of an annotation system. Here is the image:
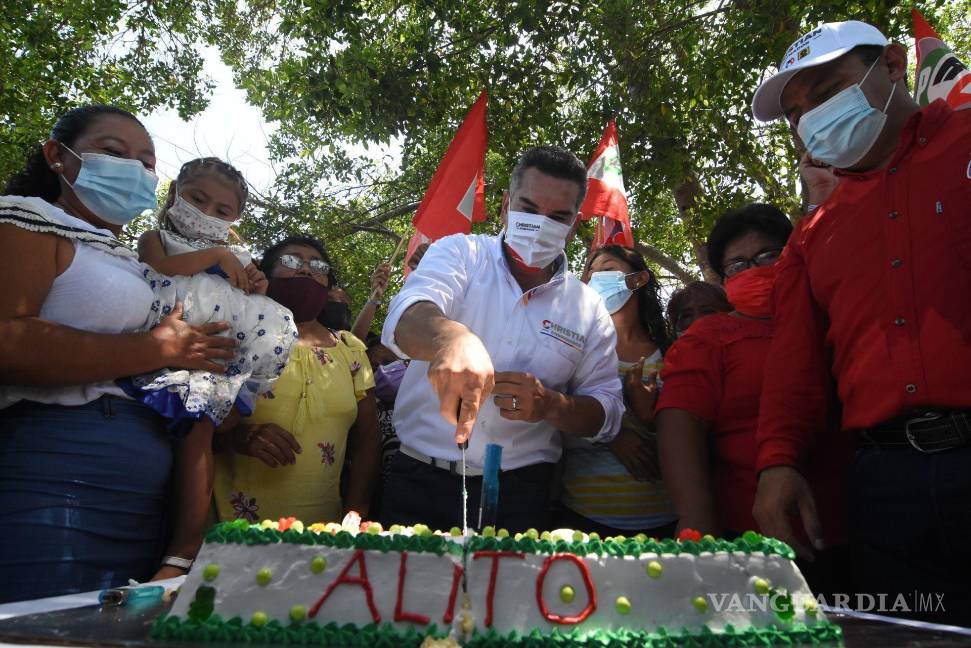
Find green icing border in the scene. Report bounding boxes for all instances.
[204,521,463,556]
[152,614,842,646]
[204,521,796,560]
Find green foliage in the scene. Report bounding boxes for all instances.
[209,0,969,310]
[0,0,214,183]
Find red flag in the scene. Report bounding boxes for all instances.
[912,8,971,111]
[412,90,488,242]
[580,121,634,249]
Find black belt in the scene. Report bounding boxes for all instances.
[860,411,971,453]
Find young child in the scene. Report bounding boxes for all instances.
[131,158,297,578]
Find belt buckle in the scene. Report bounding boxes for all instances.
[904,411,947,454]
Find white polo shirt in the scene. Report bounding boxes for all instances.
[381,232,624,470]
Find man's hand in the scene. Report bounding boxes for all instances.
[799,152,839,208]
[606,427,660,481]
[752,465,824,561]
[427,326,495,444]
[493,371,553,423]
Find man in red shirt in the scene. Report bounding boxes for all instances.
[751,20,971,624]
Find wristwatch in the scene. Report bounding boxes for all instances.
[161,555,194,571]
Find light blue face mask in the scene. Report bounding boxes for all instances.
[62,145,159,225]
[588,270,637,314]
[796,59,896,169]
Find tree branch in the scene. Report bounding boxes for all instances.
[635,242,697,284]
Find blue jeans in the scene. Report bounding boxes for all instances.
[0,397,172,603]
[850,444,971,626]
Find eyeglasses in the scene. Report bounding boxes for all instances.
[722,248,783,278]
[277,254,330,276]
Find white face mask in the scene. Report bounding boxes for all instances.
[166,192,233,241]
[503,210,573,269]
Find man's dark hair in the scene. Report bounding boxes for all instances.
[259,234,338,286]
[706,203,793,278]
[509,146,587,209]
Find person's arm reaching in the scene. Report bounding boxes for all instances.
[753,236,831,560]
[0,225,237,386]
[350,262,390,340]
[655,326,723,536]
[138,231,251,292]
[657,409,720,535]
[343,390,382,516]
[382,235,494,444]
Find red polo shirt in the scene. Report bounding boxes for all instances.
[657,313,847,540]
[757,100,971,471]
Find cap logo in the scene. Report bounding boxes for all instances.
[798,47,811,60]
[783,27,823,61]
[785,57,796,68]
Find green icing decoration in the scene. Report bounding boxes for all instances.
[754,577,771,595]
[185,585,215,623]
[771,589,796,622]
[646,560,663,579]
[805,599,819,617]
[560,585,575,603]
[151,615,843,646]
[250,611,268,627]
[482,526,496,537]
[692,596,709,613]
[256,567,272,587]
[497,528,510,538]
[311,556,327,574]
[201,521,797,560]
[289,605,306,622]
[615,596,631,615]
[202,563,219,582]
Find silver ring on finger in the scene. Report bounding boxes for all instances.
[511,396,519,411]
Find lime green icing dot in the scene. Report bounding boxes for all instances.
[634,533,648,543]
[588,532,600,541]
[646,560,663,579]
[388,524,403,534]
[702,534,716,542]
[693,596,708,613]
[291,520,305,533]
[525,528,539,540]
[310,556,326,574]
[202,563,219,582]
[615,596,631,615]
[449,526,462,536]
[250,611,268,627]
[255,568,272,587]
[540,530,552,541]
[289,605,306,622]
[572,530,584,542]
[560,585,575,603]
[482,526,496,537]
[514,532,524,541]
[259,519,274,530]
[805,599,819,617]
[754,577,771,595]
[365,522,382,534]
[497,528,510,538]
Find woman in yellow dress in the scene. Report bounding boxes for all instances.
[214,235,381,523]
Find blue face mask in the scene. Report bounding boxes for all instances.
[588,270,636,314]
[796,59,896,169]
[62,145,159,225]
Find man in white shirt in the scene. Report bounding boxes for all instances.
[379,146,624,532]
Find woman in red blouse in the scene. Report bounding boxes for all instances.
[656,204,848,551]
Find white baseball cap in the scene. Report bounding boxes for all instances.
[751,20,888,122]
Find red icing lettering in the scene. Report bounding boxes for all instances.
[308,549,380,623]
[394,552,430,624]
[443,563,464,624]
[535,553,597,624]
[473,550,525,627]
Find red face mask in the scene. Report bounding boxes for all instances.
[724,264,777,318]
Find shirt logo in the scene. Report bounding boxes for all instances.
[797,47,811,60]
[541,319,586,351]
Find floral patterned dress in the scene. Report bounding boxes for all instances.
[213,332,374,524]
